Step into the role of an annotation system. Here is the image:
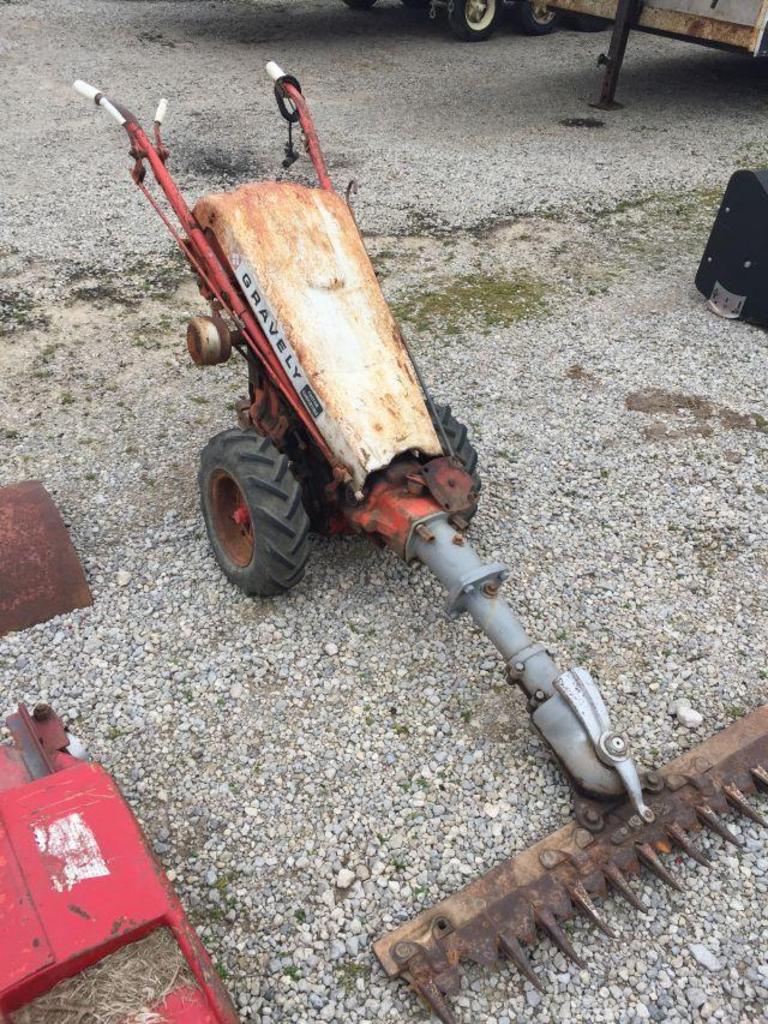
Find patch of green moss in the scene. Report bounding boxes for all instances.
[67,249,188,308]
[595,185,723,223]
[393,271,547,334]
[0,285,50,336]
[736,142,768,169]
[338,962,371,993]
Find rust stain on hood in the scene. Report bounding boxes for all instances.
[194,182,441,491]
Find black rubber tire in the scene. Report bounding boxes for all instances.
[448,0,498,41]
[342,0,378,8]
[434,403,482,501]
[199,428,310,597]
[568,12,608,29]
[510,1,560,34]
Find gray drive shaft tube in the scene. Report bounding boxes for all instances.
[408,513,625,800]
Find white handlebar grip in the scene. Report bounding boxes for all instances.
[73,80,126,125]
[74,80,100,101]
[100,98,126,125]
[265,61,286,83]
[154,97,168,124]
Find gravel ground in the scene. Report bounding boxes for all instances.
[2,2,768,1022]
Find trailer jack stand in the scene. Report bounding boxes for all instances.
[590,0,643,110]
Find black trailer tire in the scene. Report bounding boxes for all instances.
[510,0,560,33]
[199,428,310,597]
[568,12,608,29]
[434,403,482,511]
[342,0,379,8]
[448,0,498,40]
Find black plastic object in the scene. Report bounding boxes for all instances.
[695,169,768,324]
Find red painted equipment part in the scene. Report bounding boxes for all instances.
[0,706,238,1023]
[0,482,92,637]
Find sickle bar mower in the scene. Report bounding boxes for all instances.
[73,67,768,1020]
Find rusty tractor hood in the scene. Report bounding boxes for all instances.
[194,182,441,492]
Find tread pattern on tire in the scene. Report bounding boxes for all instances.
[434,403,482,494]
[199,428,310,597]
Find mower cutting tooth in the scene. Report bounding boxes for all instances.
[752,765,768,791]
[603,861,647,913]
[666,822,712,868]
[636,842,683,891]
[534,907,585,967]
[695,804,745,847]
[498,930,543,992]
[410,976,457,1024]
[569,882,617,938]
[723,784,768,827]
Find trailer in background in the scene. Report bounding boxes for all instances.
[547,0,768,106]
[341,0,767,105]
[341,0,602,42]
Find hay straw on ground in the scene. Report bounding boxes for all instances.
[12,928,197,1024]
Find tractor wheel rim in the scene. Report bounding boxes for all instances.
[531,1,555,23]
[466,0,494,29]
[210,471,254,567]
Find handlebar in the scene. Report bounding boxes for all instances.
[73,80,127,126]
[263,60,331,190]
[265,61,286,83]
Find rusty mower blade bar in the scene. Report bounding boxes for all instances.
[0,481,91,636]
[374,706,768,1019]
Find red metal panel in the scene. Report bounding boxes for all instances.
[156,985,227,1023]
[0,759,238,1022]
[0,820,53,990]
[2,763,167,973]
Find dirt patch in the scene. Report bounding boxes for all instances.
[565,363,598,382]
[559,117,605,129]
[626,387,768,441]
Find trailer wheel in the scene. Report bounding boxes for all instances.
[199,428,310,597]
[434,403,482,513]
[568,12,608,29]
[510,0,560,33]
[342,0,378,8]
[448,0,498,40]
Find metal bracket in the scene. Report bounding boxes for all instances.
[554,668,653,822]
[445,562,508,619]
[507,643,549,679]
[708,281,746,319]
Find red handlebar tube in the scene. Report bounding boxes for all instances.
[279,82,333,191]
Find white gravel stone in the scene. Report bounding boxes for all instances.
[336,868,356,889]
[676,705,704,729]
[690,945,723,972]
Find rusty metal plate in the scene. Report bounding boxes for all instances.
[0,481,91,637]
[193,182,442,492]
[374,706,768,1023]
[421,457,477,516]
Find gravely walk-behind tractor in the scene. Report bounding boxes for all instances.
[74,66,768,1022]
